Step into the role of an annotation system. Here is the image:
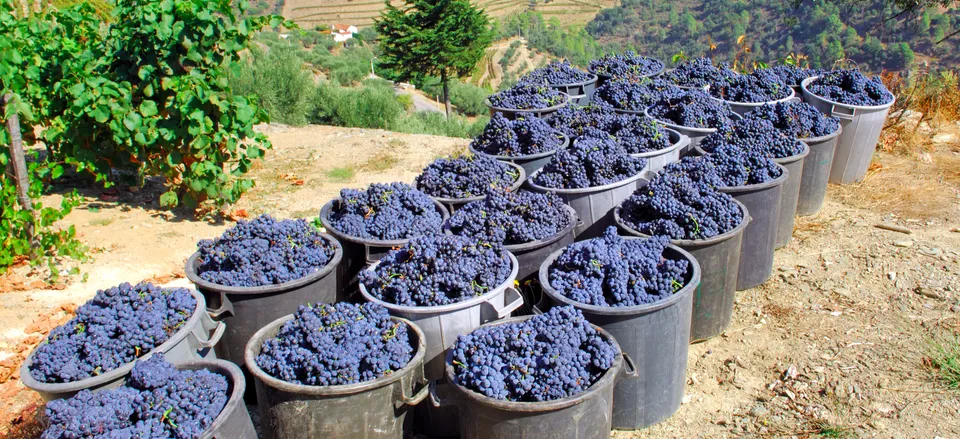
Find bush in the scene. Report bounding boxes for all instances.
[310,45,376,86]
[419,79,491,116]
[310,83,405,129]
[230,46,316,126]
[389,112,489,138]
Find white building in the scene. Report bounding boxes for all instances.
[332,24,358,43]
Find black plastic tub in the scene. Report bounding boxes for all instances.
[188,359,259,439]
[796,127,842,216]
[718,164,788,291]
[644,107,741,156]
[504,205,578,312]
[20,288,223,402]
[546,75,598,106]
[245,315,428,439]
[485,93,570,121]
[185,238,342,368]
[320,198,450,299]
[773,142,809,249]
[431,316,632,439]
[536,238,702,429]
[614,201,749,342]
[428,162,526,213]
[469,131,569,177]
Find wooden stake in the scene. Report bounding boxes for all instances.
[3,93,37,251]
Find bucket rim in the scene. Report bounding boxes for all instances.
[185,233,343,295]
[469,130,568,162]
[319,197,451,247]
[524,165,649,195]
[20,287,209,395]
[244,315,427,396]
[532,73,598,89]
[179,359,246,439]
[424,162,526,206]
[537,237,702,316]
[800,76,897,111]
[773,140,810,165]
[644,106,742,134]
[797,123,843,144]
[485,92,571,114]
[717,163,789,193]
[613,198,750,247]
[442,315,624,412]
[629,128,685,158]
[357,251,520,314]
[710,86,796,107]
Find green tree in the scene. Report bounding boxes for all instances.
[376,0,494,118]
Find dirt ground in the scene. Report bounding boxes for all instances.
[1,122,959,438]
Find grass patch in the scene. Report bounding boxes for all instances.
[814,422,854,438]
[291,209,318,219]
[928,334,960,389]
[325,167,355,182]
[89,217,114,227]
[359,151,399,172]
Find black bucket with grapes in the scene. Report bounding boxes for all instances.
[485,83,571,120]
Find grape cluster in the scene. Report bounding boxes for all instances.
[196,215,337,287]
[359,234,513,307]
[743,101,840,139]
[532,134,647,189]
[445,191,572,245]
[710,70,791,103]
[450,305,615,402]
[807,69,894,106]
[703,141,783,186]
[519,60,594,85]
[594,76,684,112]
[612,115,673,154]
[549,106,671,154]
[415,154,520,199]
[764,65,825,86]
[488,84,567,110]
[549,104,618,139]
[647,90,736,129]
[471,113,564,157]
[700,118,805,158]
[658,155,728,189]
[664,57,735,88]
[327,182,443,241]
[254,302,413,386]
[548,227,690,307]
[618,162,743,240]
[29,282,195,384]
[41,355,228,439]
[589,51,664,78]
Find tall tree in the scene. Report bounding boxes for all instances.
[376,0,493,118]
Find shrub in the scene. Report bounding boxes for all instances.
[230,46,316,126]
[310,83,405,129]
[389,112,489,138]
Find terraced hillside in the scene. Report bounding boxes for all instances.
[283,0,614,29]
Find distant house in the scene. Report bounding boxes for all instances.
[332,24,358,43]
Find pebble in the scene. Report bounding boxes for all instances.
[893,240,914,248]
[750,404,769,417]
[887,272,897,281]
[920,247,943,256]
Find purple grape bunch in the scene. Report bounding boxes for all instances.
[664,57,736,88]
[609,115,673,154]
[445,191,572,245]
[710,70,791,103]
[451,305,616,402]
[647,90,736,129]
[533,134,647,189]
[255,302,413,386]
[594,76,684,112]
[471,113,564,157]
[415,154,520,200]
[618,158,744,240]
[806,69,894,106]
[699,118,805,159]
[519,60,594,85]
[764,65,826,86]
[548,227,690,307]
[743,101,840,139]
[488,83,567,110]
[327,182,443,241]
[196,215,337,287]
[703,140,783,187]
[29,282,195,384]
[548,104,618,139]
[589,51,664,78]
[359,234,513,307]
[41,355,228,439]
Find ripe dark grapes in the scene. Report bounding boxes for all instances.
[445,191,572,245]
[327,182,443,241]
[618,167,743,240]
[359,234,513,307]
[548,227,690,307]
[664,57,735,88]
[533,133,647,189]
[647,90,736,129]
[764,65,825,86]
[548,106,671,154]
[415,154,520,199]
[710,70,791,103]
[743,101,840,139]
[594,76,684,112]
[703,141,783,186]
[806,69,894,106]
[254,302,413,386]
[471,113,564,157]
[488,84,567,110]
[589,51,664,78]
[519,60,594,85]
[450,305,616,402]
[548,104,618,139]
[700,118,806,158]
[41,354,228,439]
[29,282,195,384]
[195,215,337,287]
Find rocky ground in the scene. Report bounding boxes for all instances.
[1,123,958,439]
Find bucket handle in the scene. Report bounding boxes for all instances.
[195,321,226,349]
[830,104,856,121]
[482,287,524,319]
[207,292,234,319]
[619,353,639,380]
[401,382,430,406]
[428,380,450,408]
[786,96,802,104]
